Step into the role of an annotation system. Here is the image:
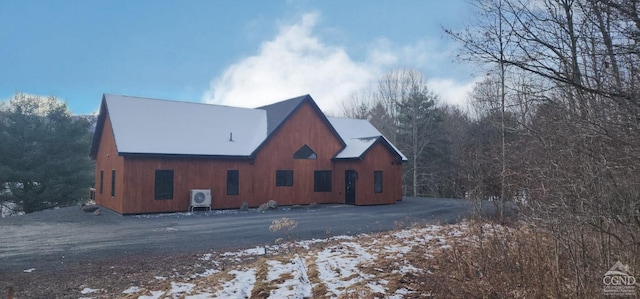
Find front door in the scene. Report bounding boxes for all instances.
[345,170,356,205]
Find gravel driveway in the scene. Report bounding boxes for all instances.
[0,197,476,274]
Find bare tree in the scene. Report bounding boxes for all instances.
[339,69,448,197]
[445,0,522,221]
[339,89,374,119]
[449,0,640,295]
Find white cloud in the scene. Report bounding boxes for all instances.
[366,38,399,67]
[369,38,477,108]
[203,12,477,114]
[427,78,478,108]
[202,13,380,114]
[401,40,448,71]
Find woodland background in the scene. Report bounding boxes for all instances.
[1,0,638,296]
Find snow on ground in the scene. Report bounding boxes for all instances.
[122,286,143,294]
[1,201,23,217]
[212,269,256,298]
[265,255,312,298]
[80,287,100,294]
[315,241,377,296]
[81,223,472,298]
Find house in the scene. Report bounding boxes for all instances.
[89,94,407,214]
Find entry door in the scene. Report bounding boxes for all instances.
[345,170,357,205]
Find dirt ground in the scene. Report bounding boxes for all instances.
[1,248,257,298]
[0,198,484,298]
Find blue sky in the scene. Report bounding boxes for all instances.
[0,0,476,115]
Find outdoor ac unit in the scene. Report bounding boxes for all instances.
[190,189,211,212]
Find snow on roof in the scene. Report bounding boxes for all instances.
[105,94,267,156]
[328,117,408,161]
[334,137,379,159]
[98,94,405,160]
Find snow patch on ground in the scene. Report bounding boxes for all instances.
[191,268,220,278]
[80,287,99,294]
[116,222,474,298]
[122,286,143,294]
[316,242,376,296]
[265,255,312,298]
[200,253,213,261]
[213,269,257,298]
[222,246,266,257]
[138,290,164,299]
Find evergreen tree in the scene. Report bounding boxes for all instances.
[396,84,439,196]
[0,94,94,213]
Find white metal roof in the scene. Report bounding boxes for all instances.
[105,94,267,156]
[99,94,406,160]
[328,117,408,161]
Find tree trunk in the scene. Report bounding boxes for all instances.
[413,108,419,197]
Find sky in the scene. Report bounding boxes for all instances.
[0,0,477,115]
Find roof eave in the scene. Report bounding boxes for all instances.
[332,156,365,161]
[332,136,407,162]
[119,152,255,160]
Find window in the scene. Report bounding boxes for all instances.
[276,170,294,186]
[314,170,332,192]
[111,170,116,197]
[374,171,383,193]
[294,144,317,159]
[99,170,104,194]
[154,170,174,200]
[227,170,239,195]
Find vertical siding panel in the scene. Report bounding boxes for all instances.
[334,142,403,205]
[253,102,343,206]
[94,114,125,213]
[120,158,255,214]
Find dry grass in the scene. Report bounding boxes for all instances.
[189,221,632,298]
[417,221,574,298]
[338,285,380,299]
[19,219,629,298]
[250,258,272,299]
[306,255,329,298]
[205,270,236,289]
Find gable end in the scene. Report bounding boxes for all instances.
[252,95,346,157]
[333,136,406,163]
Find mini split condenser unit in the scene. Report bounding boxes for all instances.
[189,189,211,212]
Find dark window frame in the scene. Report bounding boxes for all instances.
[276,170,294,187]
[314,170,332,192]
[99,170,104,194]
[154,169,174,200]
[111,169,116,197]
[227,170,239,195]
[374,171,383,193]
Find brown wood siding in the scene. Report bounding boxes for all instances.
[334,142,403,205]
[252,101,344,206]
[93,114,126,213]
[93,99,403,214]
[121,157,255,214]
[115,101,345,214]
